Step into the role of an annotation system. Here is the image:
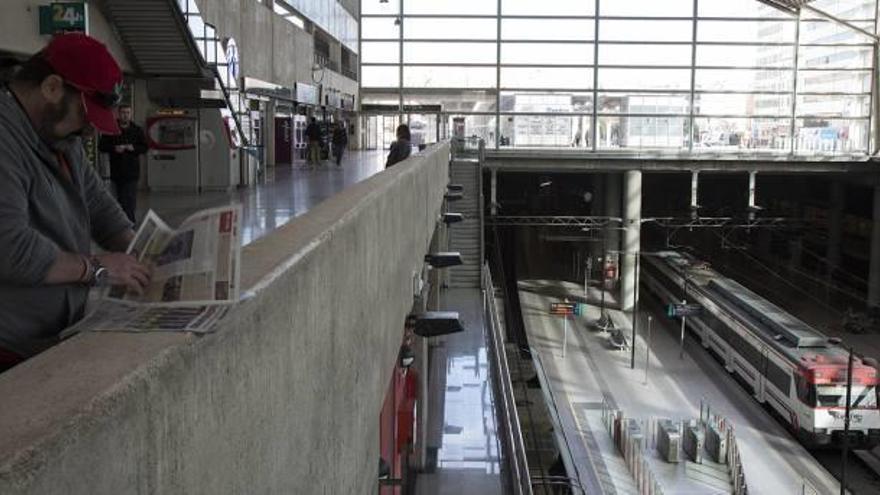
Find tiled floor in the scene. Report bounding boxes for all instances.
[417,288,502,495]
[134,151,388,245]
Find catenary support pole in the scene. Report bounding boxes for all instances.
[562,315,568,359]
[644,316,652,384]
[680,300,687,360]
[841,347,854,495]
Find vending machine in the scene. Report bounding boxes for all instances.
[146,109,241,192]
[292,114,308,161]
[146,110,199,191]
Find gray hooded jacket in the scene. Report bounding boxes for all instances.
[0,86,132,357]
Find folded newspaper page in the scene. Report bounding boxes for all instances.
[69,205,242,335]
[109,205,241,306]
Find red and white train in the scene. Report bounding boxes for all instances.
[642,251,880,448]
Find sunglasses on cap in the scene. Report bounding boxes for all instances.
[64,80,123,109]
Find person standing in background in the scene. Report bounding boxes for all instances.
[305,117,323,168]
[385,124,411,168]
[99,104,146,223]
[332,121,348,167]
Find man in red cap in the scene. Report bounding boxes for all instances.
[0,33,151,371]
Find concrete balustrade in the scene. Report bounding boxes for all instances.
[0,143,450,494]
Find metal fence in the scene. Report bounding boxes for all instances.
[700,400,749,495]
[483,264,533,495]
[601,399,665,495]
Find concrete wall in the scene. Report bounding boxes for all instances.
[196,0,357,97]
[0,0,131,71]
[0,144,451,494]
[339,0,359,17]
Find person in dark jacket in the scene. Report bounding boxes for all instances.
[304,117,323,167]
[331,122,348,166]
[98,104,147,222]
[385,124,411,168]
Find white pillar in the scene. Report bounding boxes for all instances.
[621,170,642,312]
[490,168,497,216]
[605,173,622,253]
[869,185,880,307]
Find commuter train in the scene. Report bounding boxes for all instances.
[642,251,880,448]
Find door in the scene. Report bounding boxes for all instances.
[757,349,767,403]
[406,113,440,147]
[362,114,401,150]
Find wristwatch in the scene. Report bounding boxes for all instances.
[88,257,110,287]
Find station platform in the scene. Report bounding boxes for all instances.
[135,150,388,245]
[517,279,841,495]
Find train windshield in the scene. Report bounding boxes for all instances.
[815,385,878,409]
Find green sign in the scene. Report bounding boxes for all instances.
[39,3,88,35]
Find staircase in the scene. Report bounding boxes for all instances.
[99,0,210,78]
[447,158,483,288]
[98,0,246,141]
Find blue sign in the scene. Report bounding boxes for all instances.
[667,303,702,318]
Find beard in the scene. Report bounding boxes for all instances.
[37,90,82,143]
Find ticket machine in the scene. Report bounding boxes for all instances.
[146,110,198,190]
[146,109,241,192]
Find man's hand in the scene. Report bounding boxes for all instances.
[94,252,151,294]
[125,144,135,151]
[114,144,127,153]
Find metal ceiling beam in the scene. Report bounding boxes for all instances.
[648,217,796,229]
[758,0,879,42]
[487,215,799,230]
[487,216,622,227]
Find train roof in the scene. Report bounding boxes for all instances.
[705,277,828,349]
[649,251,855,366]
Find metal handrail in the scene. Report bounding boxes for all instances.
[478,139,486,289]
[177,3,249,147]
[483,264,533,495]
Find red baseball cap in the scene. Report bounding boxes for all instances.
[42,33,123,135]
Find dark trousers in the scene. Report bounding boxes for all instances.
[114,179,138,224]
[333,145,345,165]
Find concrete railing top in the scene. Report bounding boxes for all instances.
[0,142,451,495]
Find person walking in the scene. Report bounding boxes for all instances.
[99,104,147,223]
[385,124,412,168]
[0,33,150,371]
[305,117,323,168]
[331,122,348,167]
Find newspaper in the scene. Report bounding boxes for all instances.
[70,205,242,335]
[109,205,241,306]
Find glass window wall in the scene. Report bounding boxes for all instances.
[361,0,879,155]
[501,43,594,65]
